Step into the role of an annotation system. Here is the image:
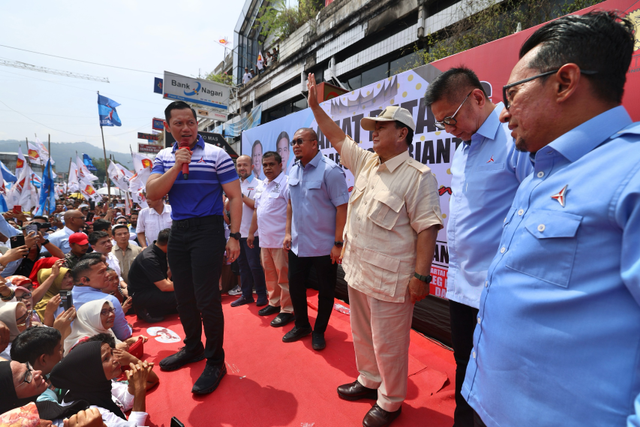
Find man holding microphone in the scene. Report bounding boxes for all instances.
[147,101,242,395]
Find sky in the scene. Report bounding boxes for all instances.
[0,0,245,153]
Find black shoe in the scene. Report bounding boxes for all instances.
[312,332,326,351]
[258,305,280,316]
[230,296,254,307]
[271,312,295,327]
[337,380,378,401]
[192,363,227,395]
[136,308,164,323]
[255,298,269,307]
[159,347,205,372]
[363,404,402,427]
[282,326,312,342]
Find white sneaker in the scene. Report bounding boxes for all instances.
[228,285,242,296]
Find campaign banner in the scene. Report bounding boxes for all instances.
[163,71,230,112]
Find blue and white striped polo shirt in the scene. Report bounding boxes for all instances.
[152,135,238,220]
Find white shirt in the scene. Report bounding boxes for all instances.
[254,172,289,248]
[106,252,123,279]
[242,72,251,84]
[240,176,262,238]
[137,204,172,246]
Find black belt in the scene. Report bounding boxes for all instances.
[172,215,223,228]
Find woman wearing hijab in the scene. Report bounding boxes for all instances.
[34,260,72,323]
[50,340,152,426]
[0,360,89,422]
[0,360,48,414]
[0,302,30,360]
[13,287,41,326]
[63,299,144,356]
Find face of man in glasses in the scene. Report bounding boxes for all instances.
[431,89,484,142]
[499,45,557,153]
[292,129,318,164]
[11,360,47,399]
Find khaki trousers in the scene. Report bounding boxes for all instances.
[260,247,293,313]
[348,286,414,412]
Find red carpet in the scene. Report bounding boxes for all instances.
[129,290,456,427]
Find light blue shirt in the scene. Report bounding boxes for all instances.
[47,226,74,255]
[0,216,20,239]
[462,106,640,426]
[72,285,132,340]
[289,151,350,257]
[446,103,533,308]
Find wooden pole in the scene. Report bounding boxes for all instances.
[98,91,112,207]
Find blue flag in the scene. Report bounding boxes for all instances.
[83,154,98,172]
[34,159,56,216]
[0,195,7,213]
[98,94,122,127]
[0,160,16,183]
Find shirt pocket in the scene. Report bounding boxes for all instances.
[506,210,582,288]
[361,248,402,297]
[306,180,322,191]
[368,190,404,230]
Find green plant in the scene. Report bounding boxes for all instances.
[204,70,233,86]
[257,0,323,40]
[393,0,602,74]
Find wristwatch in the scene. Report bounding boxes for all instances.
[414,272,432,284]
[229,232,241,240]
[334,241,343,247]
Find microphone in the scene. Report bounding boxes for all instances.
[179,140,190,180]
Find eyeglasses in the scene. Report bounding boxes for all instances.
[291,138,315,146]
[22,362,33,385]
[15,292,32,302]
[16,310,33,328]
[100,307,116,316]
[434,91,473,130]
[73,216,86,220]
[502,68,598,110]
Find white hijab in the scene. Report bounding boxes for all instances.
[0,302,26,341]
[63,299,120,356]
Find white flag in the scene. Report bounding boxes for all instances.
[108,160,130,191]
[128,171,148,209]
[68,162,80,193]
[76,155,98,182]
[257,51,264,70]
[28,138,54,165]
[15,146,26,177]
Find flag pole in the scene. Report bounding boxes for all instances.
[98,91,112,207]
[67,156,72,199]
[47,134,52,215]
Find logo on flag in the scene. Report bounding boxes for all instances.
[28,149,39,159]
[84,185,95,195]
[141,159,153,169]
[98,94,122,127]
[16,159,24,168]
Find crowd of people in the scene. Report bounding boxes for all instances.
[1,10,639,427]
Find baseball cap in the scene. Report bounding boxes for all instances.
[69,232,89,245]
[360,106,416,132]
[78,204,89,210]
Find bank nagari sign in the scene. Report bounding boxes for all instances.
[163,71,230,113]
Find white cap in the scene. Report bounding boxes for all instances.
[360,106,416,132]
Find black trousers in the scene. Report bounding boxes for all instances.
[288,251,337,333]
[132,289,178,318]
[449,300,479,427]
[168,215,226,365]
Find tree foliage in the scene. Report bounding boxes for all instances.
[205,70,233,86]
[395,0,602,73]
[257,0,323,40]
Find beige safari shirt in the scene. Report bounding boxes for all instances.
[112,243,142,285]
[340,136,443,303]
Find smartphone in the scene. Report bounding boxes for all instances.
[170,418,185,427]
[89,200,96,210]
[10,235,25,248]
[12,205,22,215]
[86,212,95,222]
[24,224,38,236]
[59,290,73,311]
